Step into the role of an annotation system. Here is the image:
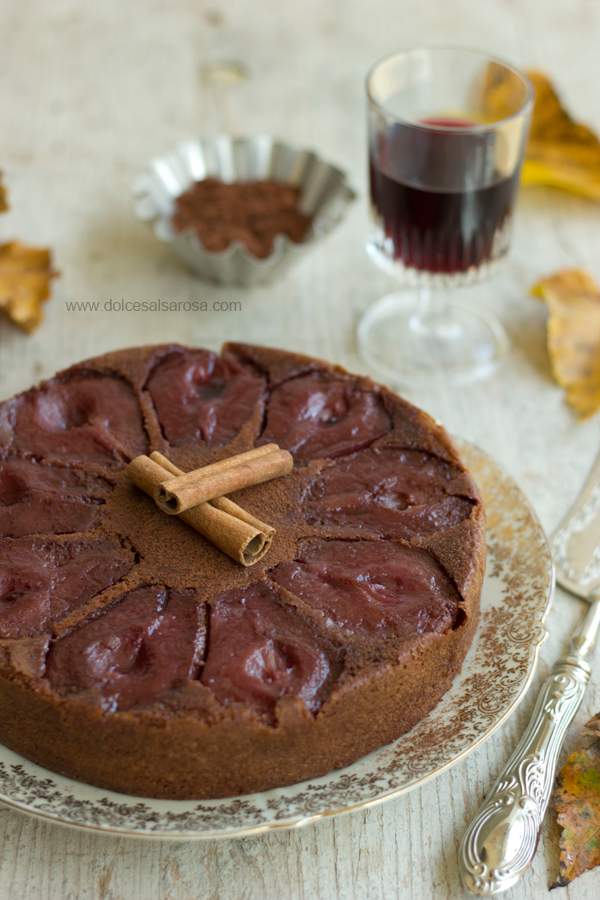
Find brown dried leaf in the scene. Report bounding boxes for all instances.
[553,719,600,888]
[585,713,600,739]
[531,269,600,418]
[482,68,600,200]
[0,172,8,213]
[0,241,58,333]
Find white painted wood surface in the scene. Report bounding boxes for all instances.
[0,0,599,896]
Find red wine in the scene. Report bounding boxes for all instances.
[369,120,520,274]
[419,117,478,128]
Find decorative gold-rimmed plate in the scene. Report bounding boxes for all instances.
[0,442,553,839]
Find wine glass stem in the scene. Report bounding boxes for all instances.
[408,288,463,342]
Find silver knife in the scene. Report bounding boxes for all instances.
[458,448,600,895]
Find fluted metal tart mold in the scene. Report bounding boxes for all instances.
[131,136,356,286]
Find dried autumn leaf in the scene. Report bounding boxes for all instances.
[481,67,600,201]
[553,717,600,888]
[524,72,600,200]
[480,62,528,123]
[0,172,8,213]
[585,713,600,740]
[531,269,600,418]
[0,241,57,333]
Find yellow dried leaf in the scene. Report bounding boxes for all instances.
[523,72,600,200]
[482,68,600,200]
[0,172,8,213]
[479,62,525,123]
[0,241,58,333]
[531,269,600,418]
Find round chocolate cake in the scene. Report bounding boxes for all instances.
[0,343,485,799]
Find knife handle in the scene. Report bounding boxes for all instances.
[458,655,591,895]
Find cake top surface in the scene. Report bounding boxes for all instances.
[0,343,484,724]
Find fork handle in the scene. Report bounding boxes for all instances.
[458,599,600,895]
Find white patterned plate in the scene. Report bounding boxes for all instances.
[0,442,553,839]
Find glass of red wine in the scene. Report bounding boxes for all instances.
[358,48,533,386]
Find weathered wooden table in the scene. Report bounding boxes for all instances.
[0,0,599,897]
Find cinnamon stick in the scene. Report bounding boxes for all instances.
[150,452,275,537]
[126,455,273,566]
[154,447,294,515]
[157,444,279,496]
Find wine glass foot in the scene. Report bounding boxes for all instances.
[357,291,509,388]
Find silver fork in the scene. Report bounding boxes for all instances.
[458,449,600,895]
